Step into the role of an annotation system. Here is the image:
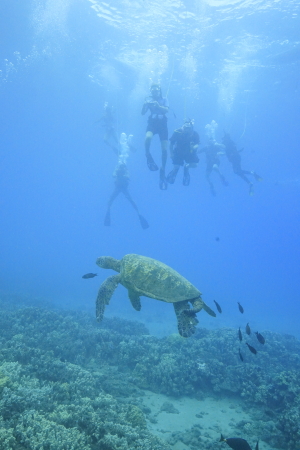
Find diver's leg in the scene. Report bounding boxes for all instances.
[167,165,180,184]
[145,131,158,171]
[123,190,149,229]
[183,161,197,187]
[104,189,120,225]
[107,189,120,208]
[206,167,216,196]
[250,171,263,181]
[213,164,228,186]
[123,189,139,213]
[232,164,253,194]
[161,140,168,172]
[145,131,153,154]
[159,139,168,190]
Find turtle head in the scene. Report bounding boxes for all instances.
[96,256,121,272]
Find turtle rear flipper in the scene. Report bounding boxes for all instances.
[96,274,121,321]
[178,310,199,338]
[128,289,141,311]
[173,302,198,338]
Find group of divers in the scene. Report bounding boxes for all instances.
[101,83,262,229]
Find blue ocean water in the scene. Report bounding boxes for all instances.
[0,0,299,337]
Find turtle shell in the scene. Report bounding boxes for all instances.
[120,254,200,303]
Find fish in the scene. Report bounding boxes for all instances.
[237,302,244,313]
[238,327,242,342]
[255,332,265,344]
[245,323,251,335]
[214,300,222,313]
[246,343,257,355]
[215,236,220,242]
[220,434,258,450]
[238,348,244,362]
[82,273,98,279]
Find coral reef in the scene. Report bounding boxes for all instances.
[0,301,300,450]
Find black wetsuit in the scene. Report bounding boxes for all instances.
[145,96,169,141]
[170,128,200,166]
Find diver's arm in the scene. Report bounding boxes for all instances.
[157,104,169,114]
[141,102,149,115]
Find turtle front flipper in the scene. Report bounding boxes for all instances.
[128,289,141,311]
[96,274,121,322]
[173,302,199,338]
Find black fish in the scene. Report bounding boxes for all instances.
[245,323,251,335]
[238,348,244,362]
[246,343,257,355]
[82,273,98,279]
[214,300,222,313]
[238,327,242,342]
[237,302,244,313]
[220,435,251,450]
[220,434,258,450]
[255,332,265,344]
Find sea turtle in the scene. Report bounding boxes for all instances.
[95,253,216,337]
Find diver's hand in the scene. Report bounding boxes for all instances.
[148,100,159,109]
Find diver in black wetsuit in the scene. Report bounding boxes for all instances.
[222,133,262,195]
[104,162,149,230]
[141,83,169,190]
[167,119,200,186]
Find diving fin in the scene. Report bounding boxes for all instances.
[146,154,158,171]
[183,166,190,186]
[104,210,111,226]
[139,214,149,229]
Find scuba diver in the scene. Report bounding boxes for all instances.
[199,121,228,196]
[167,119,200,186]
[222,133,262,195]
[100,102,119,155]
[104,133,149,230]
[141,83,169,190]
